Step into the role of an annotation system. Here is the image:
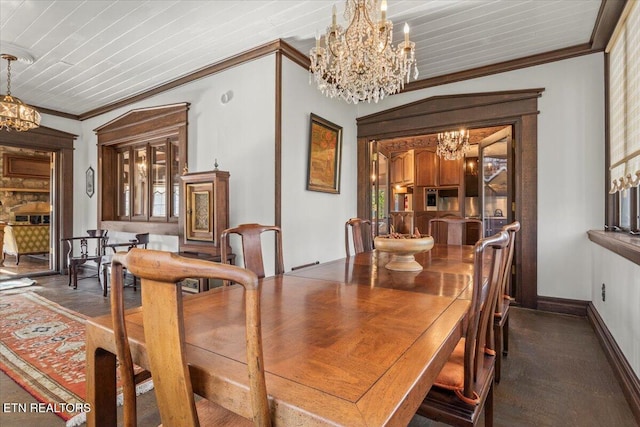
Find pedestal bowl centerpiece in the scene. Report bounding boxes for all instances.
[374,234,435,272]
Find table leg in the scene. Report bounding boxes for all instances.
[85,331,117,427]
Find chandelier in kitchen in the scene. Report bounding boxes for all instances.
[0,54,40,132]
[436,130,470,161]
[309,0,418,104]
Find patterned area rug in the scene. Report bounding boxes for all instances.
[0,292,152,426]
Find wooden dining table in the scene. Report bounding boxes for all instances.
[85,244,478,426]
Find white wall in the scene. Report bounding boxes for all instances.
[590,244,640,377]
[357,53,606,301]
[47,53,358,275]
[281,58,358,270]
[68,56,277,267]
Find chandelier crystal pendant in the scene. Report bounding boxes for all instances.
[436,130,470,161]
[309,0,418,104]
[0,54,40,132]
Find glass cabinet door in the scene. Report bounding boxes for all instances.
[117,150,130,217]
[151,145,167,218]
[133,147,148,218]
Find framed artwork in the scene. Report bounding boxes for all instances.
[307,113,342,194]
[86,166,95,198]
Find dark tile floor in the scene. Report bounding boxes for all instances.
[1,272,637,426]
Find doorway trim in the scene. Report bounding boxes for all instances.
[0,126,77,273]
[356,88,543,309]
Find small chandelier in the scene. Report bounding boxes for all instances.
[0,54,40,132]
[437,130,470,161]
[309,0,418,104]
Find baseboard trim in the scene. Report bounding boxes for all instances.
[536,296,589,316]
[587,303,640,425]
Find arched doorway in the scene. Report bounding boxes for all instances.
[356,89,542,309]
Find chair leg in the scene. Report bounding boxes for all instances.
[485,380,494,427]
[103,266,108,298]
[68,267,72,286]
[503,316,509,356]
[494,324,502,383]
[73,266,79,290]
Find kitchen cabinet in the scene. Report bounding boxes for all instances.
[390,150,414,185]
[415,149,463,187]
[439,157,463,186]
[415,150,438,187]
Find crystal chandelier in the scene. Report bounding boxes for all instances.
[0,54,40,132]
[309,0,418,104]
[437,130,470,160]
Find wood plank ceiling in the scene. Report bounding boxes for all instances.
[0,1,606,118]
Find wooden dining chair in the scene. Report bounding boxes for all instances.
[221,223,284,281]
[345,218,374,256]
[416,230,509,427]
[110,249,271,427]
[428,217,483,245]
[493,220,520,383]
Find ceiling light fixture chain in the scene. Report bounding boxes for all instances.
[310,0,418,104]
[0,53,40,132]
[436,130,470,160]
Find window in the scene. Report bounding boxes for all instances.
[113,139,180,222]
[607,2,640,233]
[95,103,188,233]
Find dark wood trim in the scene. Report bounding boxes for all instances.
[536,296,589,317]
[277,39,310,70]
[275,51,282,227]
[591,0,629,51]
[587,302,640,425]
[0,126,76,274]
[402,44,593,93]
[32,105,80,121]
[356,89,542,309]
[587,230,640,266]
[80,40,286,121]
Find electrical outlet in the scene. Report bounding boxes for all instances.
[601,283,606,302]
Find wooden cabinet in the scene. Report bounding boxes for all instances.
[390,150,414,185]
[415,150,438,187]
[439,157,463,186]
[179,170,230,257]
[416,149,463,187]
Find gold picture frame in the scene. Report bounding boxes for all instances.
[307,113,342,194]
